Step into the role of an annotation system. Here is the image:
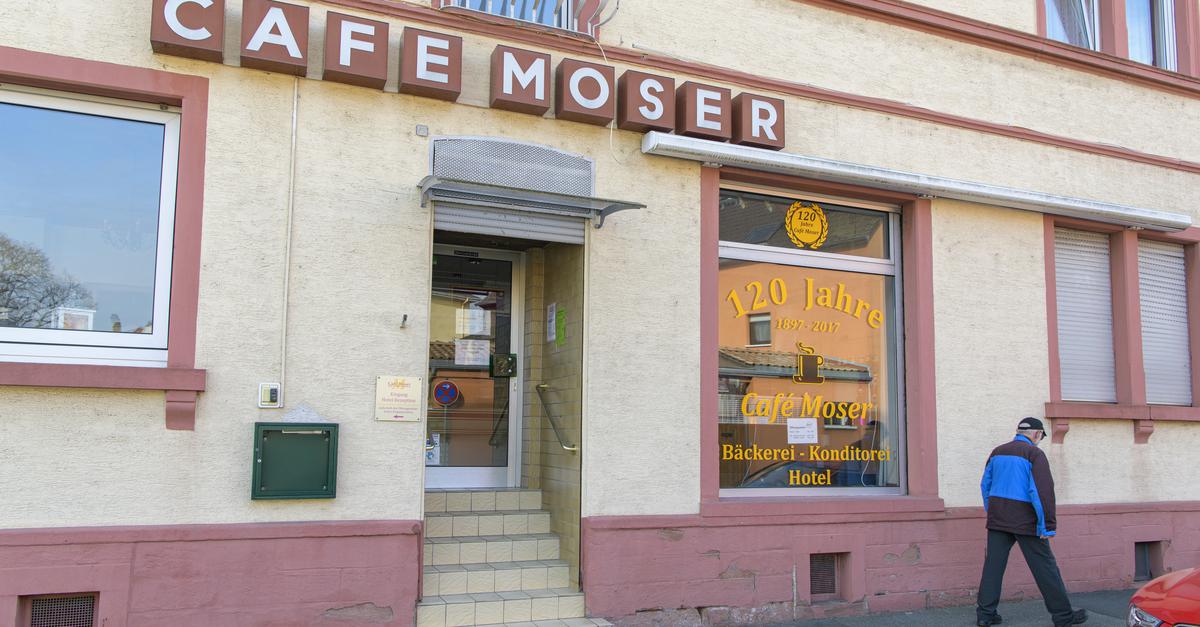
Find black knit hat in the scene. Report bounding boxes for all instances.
[1017,417,1046,436]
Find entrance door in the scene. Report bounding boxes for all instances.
[426,245,523,488]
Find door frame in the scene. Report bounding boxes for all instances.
[426,243,525,489]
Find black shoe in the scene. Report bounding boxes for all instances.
[1054,609,1087,626]
[976,614,1002,626]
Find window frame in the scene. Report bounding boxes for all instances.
[0,86,181,365]
[746,312,772,347]
[1037,0,1197,73]
[0,45,209,430]
[716,189,906,498]
[701,168,941,515]
[1043,0,1103,51]
[438,0,587,36]
[1043,215,1200,443]
[1126,0,1179,70]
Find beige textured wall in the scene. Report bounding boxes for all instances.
[2,0,1200,528]
[931,199,1051,507]
[0,0,703,526]
[903,0,1038,32]
[931,198,1200,507]
[602,0,1200,171]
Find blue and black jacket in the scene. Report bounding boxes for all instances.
[980,434,1057,537]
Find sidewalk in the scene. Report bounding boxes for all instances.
[778,589,1135,626]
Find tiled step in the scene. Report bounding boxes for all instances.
[426,510,552,538]
[425,534,560,566]
[426,489,542,513]
[416,589,586,626]
[424,560,570,596]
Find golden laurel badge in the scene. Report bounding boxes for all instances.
[785,201,829,250]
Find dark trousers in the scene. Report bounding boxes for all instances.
[976,529,1073,625]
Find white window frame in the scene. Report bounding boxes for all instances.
[746,313,772,347]
[717,186,907,497]
[1151,0,1178,71]
[1046,0,1102,51]
[449,0,576,31]
[0,86,180,367]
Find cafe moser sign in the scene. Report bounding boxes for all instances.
[149,0,786,148]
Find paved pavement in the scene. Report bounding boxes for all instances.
[780,589,1135,626]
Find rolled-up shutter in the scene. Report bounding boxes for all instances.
[1138,239,1192,405]
[432,202,586,244]
[1055,227,1117,402]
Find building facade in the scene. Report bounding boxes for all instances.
[1,0,1199,625]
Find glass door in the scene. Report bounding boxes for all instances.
[426,246,523,488]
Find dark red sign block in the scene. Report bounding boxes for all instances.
[676,81,732,141]
[399,27,464,102]
[323,12,389,89]
[151,0,225,62]
[241,0,310,76]
[490,45,551,116]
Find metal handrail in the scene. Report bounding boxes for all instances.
[535,383,578,453]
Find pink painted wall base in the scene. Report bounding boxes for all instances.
[0,520,422,627]
[581,502,1200,625]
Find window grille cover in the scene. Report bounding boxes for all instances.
[431,137,594,197]
[1138,239,1192,405]
[810,553,838,595]
[29,594,95,627]
[1055,228,1117,402]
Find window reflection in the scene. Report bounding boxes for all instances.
[1045,0,1099,50]
[718,261,901,490]
[719,190,890,259]
[1126,0,1177,70]
[0,102,164,334]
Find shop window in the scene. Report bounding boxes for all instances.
[718,188,903,495]
[1127,0,1177,70]
[1053,227,1118,402]
[0,86,179,366]
[1045,0,1101,50]
[1138,239,1191,405]
[747,313,771,346]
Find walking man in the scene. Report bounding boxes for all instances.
[976,418,1087,627]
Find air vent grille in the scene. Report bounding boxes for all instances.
[810,553,839,596]
[28,593,96,627]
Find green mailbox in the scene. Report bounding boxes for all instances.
[252,422,338,499]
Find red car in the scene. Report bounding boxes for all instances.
[1129,567,1200,627]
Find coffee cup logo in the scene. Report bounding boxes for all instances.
[785,201,829,250]
[793,342,825,384]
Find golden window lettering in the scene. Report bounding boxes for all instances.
[718,188,903,493]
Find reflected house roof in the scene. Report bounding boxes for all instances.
[719,346,872,381]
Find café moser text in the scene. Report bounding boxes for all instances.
[150,0,786,148]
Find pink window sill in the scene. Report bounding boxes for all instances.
[0,362,206,430]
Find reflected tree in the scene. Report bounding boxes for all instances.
[0,233,94,328]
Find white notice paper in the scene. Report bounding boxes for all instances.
[787,418,819,444]
[547,303,557,343]
[455,308,492,337]
[455,338,490,366]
